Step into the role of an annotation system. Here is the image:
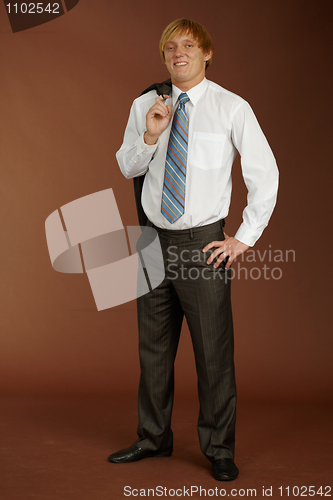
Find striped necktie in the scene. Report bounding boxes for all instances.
[161,92,190,223]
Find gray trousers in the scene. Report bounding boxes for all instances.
[134,219,236,462]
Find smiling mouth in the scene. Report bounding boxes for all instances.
[174,62,188,66]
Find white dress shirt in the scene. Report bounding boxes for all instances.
[116,78,279,247]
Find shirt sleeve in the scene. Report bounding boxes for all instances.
[231,101,279,247]
[116,98,159,179]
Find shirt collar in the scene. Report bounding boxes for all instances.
[171,78,208,107]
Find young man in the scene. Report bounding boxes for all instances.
[108,19,278,481]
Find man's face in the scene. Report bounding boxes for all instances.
[163,33,212,91]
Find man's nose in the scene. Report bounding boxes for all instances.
[175,46,184,57]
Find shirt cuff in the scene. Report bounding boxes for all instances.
[135,133,158,156]
[234,223,265,247]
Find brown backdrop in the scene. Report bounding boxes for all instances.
[0,0,332,402]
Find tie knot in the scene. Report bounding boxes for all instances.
[179,93,190,105]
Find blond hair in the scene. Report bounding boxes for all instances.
[159,18,214,68]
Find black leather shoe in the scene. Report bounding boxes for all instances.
[107,444,173,463]
[212,459,239,481]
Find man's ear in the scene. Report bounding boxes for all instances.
[204,49,213,61]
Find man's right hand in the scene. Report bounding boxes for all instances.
[144,95,172,145]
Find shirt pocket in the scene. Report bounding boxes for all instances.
[190,132,226,170]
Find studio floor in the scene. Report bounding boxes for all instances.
[0,395,332,499]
